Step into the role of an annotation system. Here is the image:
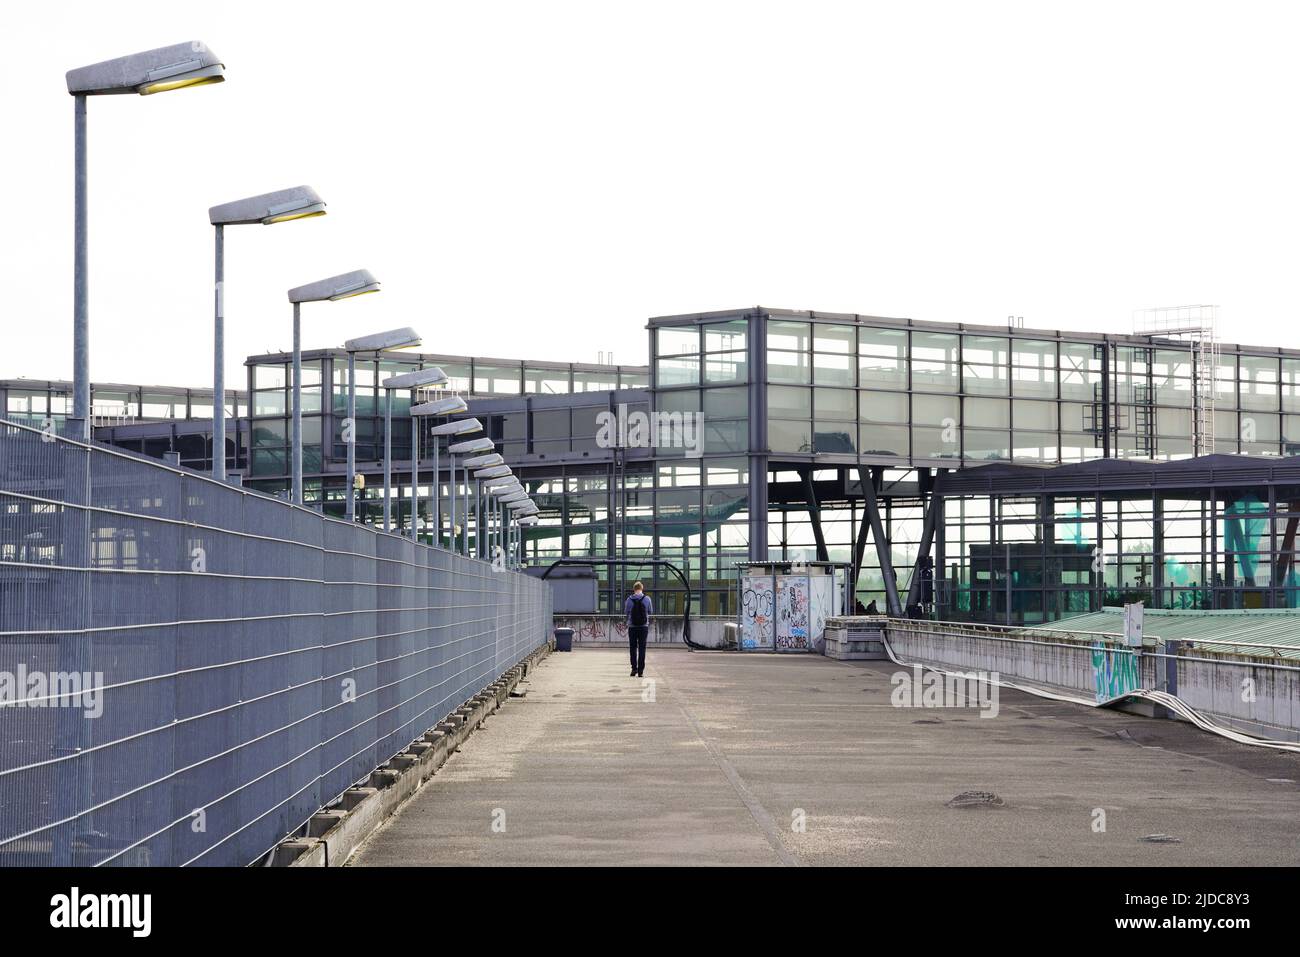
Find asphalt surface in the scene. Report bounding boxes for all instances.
[350,646,1300,866]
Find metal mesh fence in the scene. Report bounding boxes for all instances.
[0,420,551,866]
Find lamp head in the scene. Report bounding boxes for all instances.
[209,186,325,226]
[384,367,448,390]
[345,327,421,353]
[448,437,495,455]
[411,396,468,417]
[426,417,482,437]
[67,41,225,96]
[288,269,380,304]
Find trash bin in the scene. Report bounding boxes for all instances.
[554,627,574,652]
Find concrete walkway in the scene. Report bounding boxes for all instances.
[350,647,1300,866]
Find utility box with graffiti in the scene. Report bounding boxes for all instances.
[736,562,850,653]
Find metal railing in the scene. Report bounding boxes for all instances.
[0,419,551,866]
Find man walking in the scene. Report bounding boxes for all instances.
[624,581,652,677]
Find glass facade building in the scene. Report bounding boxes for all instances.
[33,306,1300,625]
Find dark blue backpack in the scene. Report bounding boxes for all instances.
[629,594,648,627]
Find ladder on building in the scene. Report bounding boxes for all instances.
[1133,305,1219,457]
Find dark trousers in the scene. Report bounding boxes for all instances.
[628,626,648,673]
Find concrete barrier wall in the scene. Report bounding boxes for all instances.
[883,619,1158,703]
[876,617,1300,742]
[553,615,732,649]
[1170,650,1300,743]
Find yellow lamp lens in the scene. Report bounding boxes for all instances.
[264,210,327,225]
[138,74,225,95]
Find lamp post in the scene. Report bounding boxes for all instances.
[208,187,325,480]
[380,369,451,532]
[516,513,540,567]
[341,328,421,522]
[482,478,521,559]
[476,465,513,562]
[286,270,380,505]
[66,41,225,439]
[412,396,468,543]
[452,440,497,553]
[505,499,537,569]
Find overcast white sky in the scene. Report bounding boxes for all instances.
[4,1,1299,389]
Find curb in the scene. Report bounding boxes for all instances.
[267,638,555,867]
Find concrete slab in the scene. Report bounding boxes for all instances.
[350,647,1300,866]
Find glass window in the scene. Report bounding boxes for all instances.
[1282,359,1300,412]
[858,424,908,457]
[768,386,811,418]
[659,390,701,414]
[911,332,959,393]
[706,458,749,486]
[254,364,287,390]
[657,326,699,357]
[966,397,1011,429]
[254,390,287,416]
[768,320,810,352]
[963,336,1008,366]
[619,370,650,389]
[704,387,747,419]
[474,364,521,394]
[704,352,748,383]
[769,419,812,453]
[705,419,746,453]
[657,356,700,387]
[813,352,854,386]
[767,349,811,384]
[963,361,1009,396]
[1013,432,1060,463]
[814,423,856,453]
[964,430,1010,461]
[814,387,855,419]
[1013,339,1055,368]
[526,367,571,394]
[573,370,617,392]
[1154,349,1193,379]
[1157,407,1193,436]
[1240,355,1279,411]
[435,362,471,392]
[859,390,906,423]
[703,320,747,352]
[813,323,855,354]
[1013,399,1058,431]
[859,328,907,388]
[913,425,960,460]
[6,390,45,414]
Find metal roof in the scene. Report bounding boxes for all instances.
[941,454,1300,495]
[1053,606,1300,659]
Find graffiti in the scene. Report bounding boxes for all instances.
[1091,642,1140,703]
[776,576,810,651]
[739,576,774,650]
[808,574,833,655]
[576,620,606,640]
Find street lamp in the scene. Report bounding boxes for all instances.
[515,513,539,567]
[208,186,325,480]
[504,499,536,568]
[342,327,421,522]
[380,369,451,532]
[475,465,513,562]
[454,440,498,554]
[66,41,225,439]
[413,396,469,543]
[286,270,380,505]
[482,477,521,558]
